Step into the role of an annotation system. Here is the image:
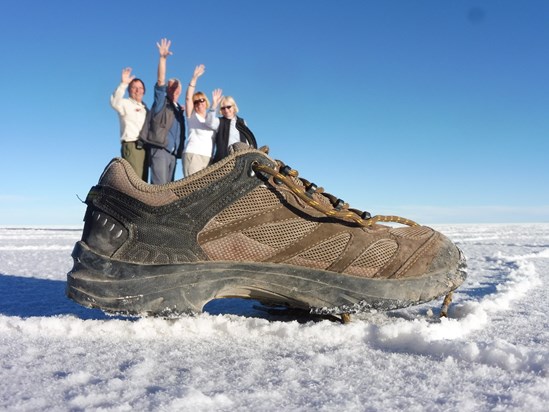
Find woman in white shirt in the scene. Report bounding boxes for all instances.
[182,64,216,177]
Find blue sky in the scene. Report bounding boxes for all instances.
[1,0,547,226]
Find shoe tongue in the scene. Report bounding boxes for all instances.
[227,143,274,165]
[229,143,270,156]
[229,142,250,154]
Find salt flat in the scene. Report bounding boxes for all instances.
[1,224,547,411]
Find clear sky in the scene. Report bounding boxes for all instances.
[1,0,547,226]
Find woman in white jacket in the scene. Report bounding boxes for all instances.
[110,67,148,181]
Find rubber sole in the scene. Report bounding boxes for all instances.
[66,241,467,317]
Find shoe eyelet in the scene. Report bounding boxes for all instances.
[334,198,344,210]
[248,162,257,177]
[280,165,292,175]
[306,183,317,197]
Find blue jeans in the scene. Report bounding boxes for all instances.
[149,147,176,184]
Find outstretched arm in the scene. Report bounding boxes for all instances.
[205,88,223,130]
[210,88,222,111]
[110,67,134,112]
[156,38,172,86]
[185,64,205,118]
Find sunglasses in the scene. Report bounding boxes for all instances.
[220,105,233,110]
[193,98,206,104]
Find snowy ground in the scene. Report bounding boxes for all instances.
[0,223,548,411]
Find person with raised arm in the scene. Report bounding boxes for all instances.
[182,64,217,176]
[205,88,257,162]
[110,67,148,181]
[140,38,185,184]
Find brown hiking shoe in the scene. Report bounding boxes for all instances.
[67,145,466,317]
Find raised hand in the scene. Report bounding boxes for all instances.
[121,67,134,84]
[157,38,172,58]
[193,64,205,79]
[211,88,223,108]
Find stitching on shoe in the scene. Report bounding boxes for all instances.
[202,212,307,243]
[393,232,438,278]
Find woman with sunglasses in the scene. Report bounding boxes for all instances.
[206,88,257,163]
[182,64,217,177]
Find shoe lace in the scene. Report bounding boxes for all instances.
[252,160,418,228]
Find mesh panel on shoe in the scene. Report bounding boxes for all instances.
[344,239,398,277]
[284,232,351,270]
[204,186,281,230]
[390,226,432,239]
[242,219,318,249]
[202,233,276,261]
[171,159,237,199]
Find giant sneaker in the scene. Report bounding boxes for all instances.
[67,145,466,318]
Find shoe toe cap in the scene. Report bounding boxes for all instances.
[427,232,467,287]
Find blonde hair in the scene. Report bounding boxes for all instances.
[219,96,239,115]
[193,92,210,109]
